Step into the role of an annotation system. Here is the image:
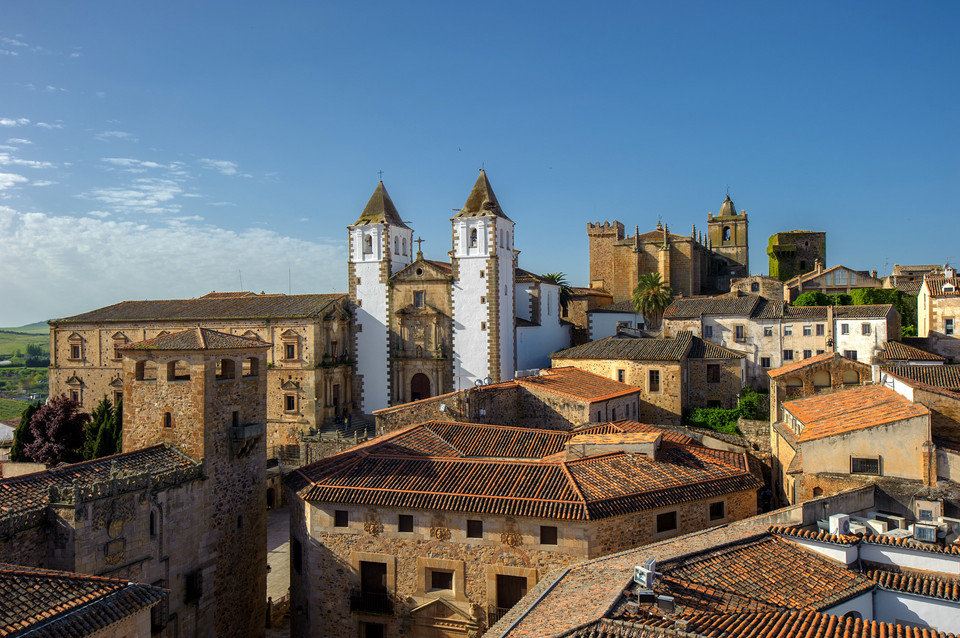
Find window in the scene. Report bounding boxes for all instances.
[707,364,720,383]
[656,511,678,534]
[844,350,857,360]
[466,519,483,538]
[216,358,236,380]
[783,325,793,336]
[480,296,486,304]
[470,228,478,247]
[150,511,157,537]
[292,537,302,575]
[480,322,486,330]
[803,350,812,359]
[703,325,713,338]
[284,343,296,360]
[430,570,453,591]
[861,323,871,335]
[841,323,850,335]
[850,457,880,475]
[596,411,601,421]
[709,501,725,521]
[617,369,625,383]
[760,357,771,368]
[334,510,348,527]
[540,526,558,545]
[783,350,794,361]
[363,235,373,254]
[648,370,660,393]
[816,324,825,336]
[734,325,745,341]
[398,514,414,533]
[947,318,955,335]
[816,349,825,355]
[751,282,759,292]
[163,412,172,428]
[402,237,407,255]
[722,226,731,241]
[480,270,485,278]
[763,326,773,337]
[285,395,296,412]
[70,344,81,359]
[361,622,386,638]
[70,390,80,404]
[611,408,617,420]
[151,579,169,630]
[113,390,123,406]
[185,569,202,603]
[803,325,812,336]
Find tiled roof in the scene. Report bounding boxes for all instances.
[551,332,693,362]
[517,367,639,402]
[288,421,760,521]
[862,533,960,555]
[0,563,166,637]
[199,290,258,298]
[923,275,960,297]
[120,327,269,351]
[352,180,411,228]
[0,445,200,518]
[751,297,784,319]
[767,352,843,379]
[52,293,346,323]
[588,300,640,314]
[787,264,878,287]
[782,305,827,319]
[768,524,858,545]
[883,365,960,392]
[894,264,941,275]
[515,268,549,284]
[664,296,762,319]
[867,569,960,601]
[893,280,925,295]
[833,304,895,318]
[878,340,945,362]
[453,170,511,220]
[687,336,744,359]
[574,420,695,446]
[782,385,930,442]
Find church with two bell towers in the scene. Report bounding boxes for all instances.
[349,171,559,414]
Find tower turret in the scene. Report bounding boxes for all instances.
[706,193,749,276]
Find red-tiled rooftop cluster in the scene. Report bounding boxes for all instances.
[120,326,270,351]
[782,385,930,442]
[883,365,960,394]
[867,570,960,602]
[288,420,760,521]
[514,366,640,402]
[879,341,945,363]
[766,352,840,379]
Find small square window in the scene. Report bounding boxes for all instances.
[709,501,725,521]
[334,510,348,528]
[285,343,296,359]
[862,323,871,335]
[947,318,955,335]
[285,395,296,412]
[540,525,558,545]
[656,511,677,534]
[480,296,486,304]
[844,350,858,360]
[466,519,483,538]
[398,514,413,533]
[816,324,825,336]
[734,325,745,341]
[703,325,713,338]
[783,350,794,361]
[430,570,453,591]
[816,349,825,355]
[803,350,812,359]
[617,369,625,383]
[763,326,773,337]
[480,270,485,278]
[70,344,81,359]
[480,322,486,330]
[760,357,771,368]
[841,323,850,335]
[783,325,793,336]
[803,325,812,336]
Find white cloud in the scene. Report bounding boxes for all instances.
[80,177,183,215]
[7,138,32,145]
[0,173,28,190]
[0,118,30,127]
[209,201,237,207]
[35,122,64,129]
[96,130,137,142]
[0,153,55,169]
[0,37,28,48]
[44,85,68,93]
[70,52,81,58]
[0,49,18,56]
[0,205,347,325]
[299,217,309,222]
[199,158,239,176]
[32,180,57,187]
[100,157,167,173]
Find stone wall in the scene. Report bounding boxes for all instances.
[687,357,742,410]
[769,355,871,423]
[914,387,960,440]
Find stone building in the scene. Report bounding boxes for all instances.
[586,194,749,302]
[770,385,934,506]
[730,274,786,302]
[918,268,960,360]
[550,331,745,424]
[48,292,353,451]
[564,286,613,345]
[767,230,826,281]
[0,327,269,638]
[784,262,882,302]
[766,352,871,423]
[285,420,761,637]
[884,264,942,296]
[1,563,166,636]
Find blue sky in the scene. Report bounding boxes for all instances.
[0,1,957,326]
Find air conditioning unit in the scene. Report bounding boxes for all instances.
[633,558,657,588]
[939,517,960,535]
[874,513,907,530]
[849,522,868,535]
[914,523,938,543]
[829,514,851,536]
[866,520,888,534]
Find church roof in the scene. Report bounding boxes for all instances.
[352,181,411,229]
[120,327,270,351]
[718,193,741,217]
[453,170,511,221]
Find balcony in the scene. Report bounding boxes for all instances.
[229,422,263,441]
[488,607,511,626]
[350,591,392,615]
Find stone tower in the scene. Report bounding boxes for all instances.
[587,220,625,291]
[707,194,749,275]
[348,181,414,413]
[451,170,516,387]
[767,230,827,281]
[121,328,269,638]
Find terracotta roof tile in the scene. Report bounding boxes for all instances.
[516,367,640,402]
[120,327,270,351]
[766,352,855,379]
[782,385,930,442]
[867,569,960,601]
[861,533,960,555]
[574,420,695,445]
[552,332,693,362]
[833,304,895,318]
[768,524,859,545]
[882,364,960,392]
[589,300,641,314]
[664,296,762,319]
[687,337,745,359]
[878,341,946,363]
[923,275,960,297]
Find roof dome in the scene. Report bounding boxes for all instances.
[719,194,737,217]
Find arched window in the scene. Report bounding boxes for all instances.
[470,228,478,248]
[722,226,731,241]
[394,237,399,253]
[786,377,803,388]
[167,360,190,381]
[813,371,831,388]
[402,237,407,255]
[813,487,823,497]
[216,358,236,380]
[363,235,373,254]
[242,357,259,377]
[136,360,158,381]
[842,370,860,385]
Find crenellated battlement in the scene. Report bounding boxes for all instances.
[587,220,625,239]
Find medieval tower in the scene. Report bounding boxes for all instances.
[707,194,749,275]
[121,328,269,638]
[451,170,516,387]
[348,182,414,413]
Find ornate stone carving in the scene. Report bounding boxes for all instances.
[363,517,383,537]
[500,532,523,547]
[430,525,451,541]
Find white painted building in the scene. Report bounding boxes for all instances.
[586,300,645,341]
[515,271,571,371]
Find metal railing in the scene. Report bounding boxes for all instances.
[349,591,392,615]
[488,607,511,626]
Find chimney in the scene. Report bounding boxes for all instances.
[815,259,824,274]
[871,270,878,279]
[946,266,956,279]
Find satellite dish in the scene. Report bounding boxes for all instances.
[475,379,484,387]
[484,377,492,386]
[439,404,446,412]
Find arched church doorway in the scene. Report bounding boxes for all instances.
[411,373,431,402]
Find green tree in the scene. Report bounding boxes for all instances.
[830,293,852,306]
[631,272,674,330]
[10,400,41,462]
[541,272,573,315]
[94,396,123,458]
[793,291,833,306]
[84,396,113,460]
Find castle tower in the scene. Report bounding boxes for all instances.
[587,220,625,291]
[451,170,515,387]
[348,181,414,412]
[121,328,269,638]
[707,194,749,275]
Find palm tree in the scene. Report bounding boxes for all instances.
[631,272,674,330]
[541,272,573,316]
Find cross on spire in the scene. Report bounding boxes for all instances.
[414,237,424,253]
[378,169,384,181]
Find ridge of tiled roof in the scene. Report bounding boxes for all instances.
[199,290,257,298]
[867,569,960,601]
[861,533,960,555]
[788,264,878,286]
[289,421,759,521]
[767,352,849,379]
[923,275,960,297]
[453,170,511,221]
[352,180,411,228]
[688,336,745,359]
[515,268,549,284]
[750,297,785,319]
[782,385,930,442]
[515,367,640,403]
[0,563,166,637]
[551,332,693,362]
[52,293,346,323]
[782,305,827,319]
[574,420,695,445]
[663,296,762,319]
[882,364,960,393]
[895,264,941,274]
[768,524,859,545]
[588,300,639,314]
[120,326,270,351]
[0,445,200,518]
[878,340,945,362]
[833,304,895,318]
